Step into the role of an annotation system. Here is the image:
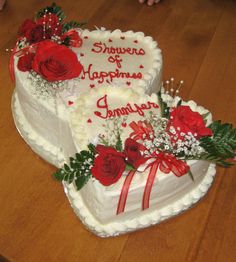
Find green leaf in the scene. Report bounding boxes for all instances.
[36,3,66,21]
[62,20,86,33]
[157,91,170,118]
[53,144,96,191]
[177,99,182,107]
[61,36,71,47]
[115,132,123,152]
[188,170,194,182]
[64,163,71,172]
[88,143,96,154]
[200,120,236,161]
[75,153,83,162]
[202,112,211,123]
[75,173,90,190]
[53,170,64,181]
[125,163,135,171]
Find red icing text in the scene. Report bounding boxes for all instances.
[94,95,159,119]
[91,41,146,56]
[81,64,142,84]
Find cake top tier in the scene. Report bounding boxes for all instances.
[13,3,162,106]
[70,86,160,151]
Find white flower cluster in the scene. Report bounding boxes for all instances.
[99,117,126,147]
[28,71,66,99]
[141,118,205,158]
[50,35,62,44]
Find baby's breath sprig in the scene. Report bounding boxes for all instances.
[28,71,66,99]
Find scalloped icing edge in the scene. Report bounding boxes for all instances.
[81,29,162,93]
[63,164,216,237]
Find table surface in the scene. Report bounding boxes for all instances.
[0,0,236,261]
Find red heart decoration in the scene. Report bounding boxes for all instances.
[80,53,84,57]
[134,40,138,43]
[94,111,102,117]
[68,101,74,106]
[90,84,95,88]
[139,65,144,69]
[87,119,92,123]
[126,81,131,86]
[122,122,127,128]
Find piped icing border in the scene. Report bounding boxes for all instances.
[63,164,216,237]
[81,29,162,92]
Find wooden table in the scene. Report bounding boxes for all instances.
[1,0,236,261]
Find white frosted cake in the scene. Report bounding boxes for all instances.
[13,27,162,167]
[11,4,236,237]
[59,86,216,236]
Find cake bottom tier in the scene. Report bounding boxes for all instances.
[64,163,215,237]
[12,91,216,237]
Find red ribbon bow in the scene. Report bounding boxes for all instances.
[117,152,189,214]
[9,38,38,82]
[129,121,154,141]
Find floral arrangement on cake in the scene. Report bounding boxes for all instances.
[10,3,84,86]
[54,87,236,210]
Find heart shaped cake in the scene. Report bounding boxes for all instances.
[11,4,236,237]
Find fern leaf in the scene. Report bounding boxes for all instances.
[200,120,236,160]
[62,21,86,33]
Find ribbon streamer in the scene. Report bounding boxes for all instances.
[116,152,190,215]
[9,39,37,83]
[116,169,136,215]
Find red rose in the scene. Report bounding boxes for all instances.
[37,14,62,37]
[61,30,83,47]
[17,52,35,72]
[25,24,44,43]
[91,145,126,186]
[19,19,45,43]
[31,40,83,82]
[168,106,213,140]
[124,138,147,168]
[19,19,36,35]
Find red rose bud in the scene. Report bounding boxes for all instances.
[91,145,126,186]
[124,138,147,168]
[17,53,35,72]
[61,30,83,47]
[19,19,36,35]
[31,40,83,82]
[24,24,44,43]
[37,14,62,37]
[168,106,213,140]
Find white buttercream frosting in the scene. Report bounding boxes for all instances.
[64,164,215,237]
[14,29,163,166]
[68,86,215,230]
[12,90,216,237]
[12,28,216,237]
